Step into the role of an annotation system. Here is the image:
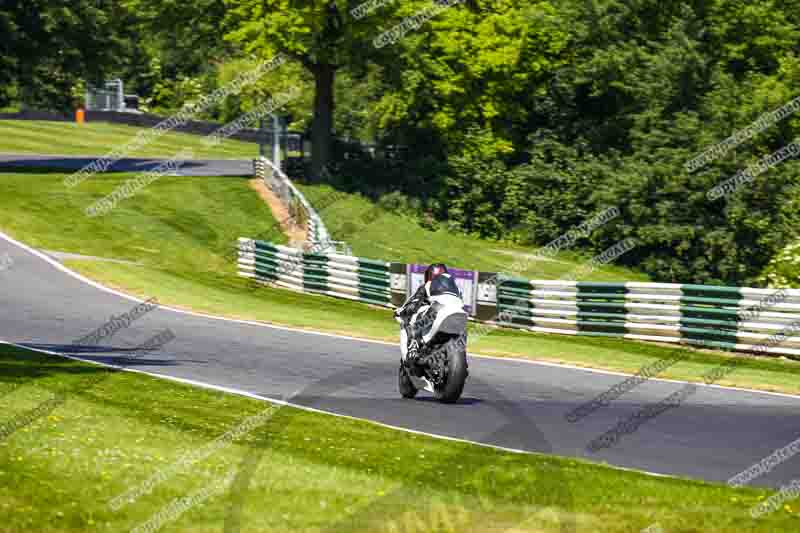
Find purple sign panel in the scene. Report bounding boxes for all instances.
[407,264,477,315]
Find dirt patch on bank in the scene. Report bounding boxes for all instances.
[248,178,307,246]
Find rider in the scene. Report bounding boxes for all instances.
[394,263,462,363]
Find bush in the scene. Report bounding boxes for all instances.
[759,240,800,288]
[288,197,309,229]
[377,190,413,214]
[588,153,800,285]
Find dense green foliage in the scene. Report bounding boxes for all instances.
[0,0,130,110]
[326,0,800,285]
[3,0,800,284]
[760,239,800,288]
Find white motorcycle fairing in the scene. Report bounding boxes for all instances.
[421,294,468,344]
[399,294,468,393]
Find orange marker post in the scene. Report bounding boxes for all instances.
[76,108,85,124]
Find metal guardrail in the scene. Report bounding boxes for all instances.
[237,238,800,358]
[493,278,800,357]
[253,157,344,255]
[238,238,394,307]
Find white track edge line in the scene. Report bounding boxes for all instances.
[2,229,800,402]
[0,338,680,483]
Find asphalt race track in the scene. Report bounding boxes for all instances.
[0,154,253,176]
[2,233,799,489]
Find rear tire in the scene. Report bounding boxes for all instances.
[398,364,418,399]
[434,336,468,404]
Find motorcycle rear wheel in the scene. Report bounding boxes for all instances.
[434,336,468,404]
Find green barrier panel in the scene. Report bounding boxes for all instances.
[239,239,800,357]
[680,286,743,345]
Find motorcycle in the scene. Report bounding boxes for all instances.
[395,296,469,403]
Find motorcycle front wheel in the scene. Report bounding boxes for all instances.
[434,335,468,404]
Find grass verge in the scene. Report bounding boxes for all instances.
[298,183,650,282]
[0,342,797,533]
[0,120,259,159]
[1,170,800,396]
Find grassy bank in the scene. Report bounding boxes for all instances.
[0,120,259,159]
[298,183,650,282]
[0,343,795,533]
[1,170,800,396]
[0,171,285,273]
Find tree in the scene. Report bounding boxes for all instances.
[119,0,235,109]
[225,0,382,178]
[0,0,127,111]
[366,0,571,157]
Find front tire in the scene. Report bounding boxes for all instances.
[398,364,418,399]
[434,336,468,404]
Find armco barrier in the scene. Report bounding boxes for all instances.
[494,278,800,357]
[238,238,399,307]
[237,238,800,358]
[253,157,349,255]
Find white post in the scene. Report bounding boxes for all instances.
[272,114,281,172]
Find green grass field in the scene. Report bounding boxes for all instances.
[0,120,260,159]
[298,183,650,282]
[1,169,800,397]
[1,342,796,533]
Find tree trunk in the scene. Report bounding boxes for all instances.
[311,63,335,181]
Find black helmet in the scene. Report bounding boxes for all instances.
[424,263,448,283]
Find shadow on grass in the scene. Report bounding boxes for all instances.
[15,343,182,367]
